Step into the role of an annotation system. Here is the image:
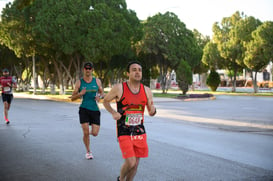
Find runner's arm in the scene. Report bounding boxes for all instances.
[70,80,86,101]
[103,84,122,120]
[145,86,156,116]
[95,78,105,101]
[12,77,17,89]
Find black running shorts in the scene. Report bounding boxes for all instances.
[79,107,101,126]
[2,93,13,104]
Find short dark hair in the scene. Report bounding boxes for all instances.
[127,61,142,72]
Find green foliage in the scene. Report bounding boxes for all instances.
[1,1,272,95]
[192,29,210,74]
[244,21,273,71]
[176,60,192,95]
[202,41,223,70]
[1,0,142,91]
[243,21,273,93]
[212,11,262,92]
[225,69,242,78]
[0,0,36,58]
[150,66,160,79]
[22,67,31,82]
[140,12,199,93]
[206,70,221,91]
[0,44,20,69]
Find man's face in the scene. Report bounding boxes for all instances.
[3,71,9,77]
[128,63,142,81]
[83,67,92,76]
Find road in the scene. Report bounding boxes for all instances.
[0,95,273,181]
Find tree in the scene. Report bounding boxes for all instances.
[0,0,39,93]
[213,11,244,92]
[31,0,142,93]
[0,0,36,58]
[233,15,262,92]
[140,12,198,93]
[80,0,142,85]
[244,21,273,92]
[202,42,223,70]
[213,12,263,92]
[0,44,30,91]
[192,29,209,73]
[32,0,92,94]
[176,60,192,95]
[192,29,210,73]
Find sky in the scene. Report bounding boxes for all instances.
[1,0,273,37]
[126,0,273,37]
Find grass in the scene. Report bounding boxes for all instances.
[153,93,179,98]
[188,90,273,97]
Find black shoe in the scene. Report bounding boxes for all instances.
[117,176,120,181]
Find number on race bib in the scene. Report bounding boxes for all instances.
[125,113,143,126]
[3,87,11,92]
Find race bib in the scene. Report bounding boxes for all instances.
[125,113,143,126]
[3,87,11,92]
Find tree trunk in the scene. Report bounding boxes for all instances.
[60,60,73,90]
[161,74,167,94]
[52,58,64,95]
[232,65,237,92]
[253,71,259,93]
[41,71,46,94]
[72,54,81,84]
[200,73,207,88]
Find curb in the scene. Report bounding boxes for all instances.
[180,96,216,102]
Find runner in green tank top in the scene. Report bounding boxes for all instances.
[79,77,100,111]
[70,62,104,159]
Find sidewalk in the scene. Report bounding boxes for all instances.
[13,93,73,102]
[13,92,216,103]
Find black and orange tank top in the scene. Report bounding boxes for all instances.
[116,82,148,137]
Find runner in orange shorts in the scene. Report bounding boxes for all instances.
[103,61,156,181]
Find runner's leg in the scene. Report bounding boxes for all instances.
[90,124,100,136]
[7,103,11,110]
[89,111,100,136]
[125,157,140,181]
[3,94,12,121]
[3,101,9,121]
[120,157,137,181]
[7,94,12,111]
[81,123,90,153]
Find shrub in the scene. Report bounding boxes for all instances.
[206,70,221,91]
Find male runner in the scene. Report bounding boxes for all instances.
[103,61,156,181]
[0,68,17,124]
[70,62,104,159]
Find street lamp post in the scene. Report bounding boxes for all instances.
[32,54,36,94]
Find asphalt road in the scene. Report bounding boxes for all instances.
[0,95,273,181]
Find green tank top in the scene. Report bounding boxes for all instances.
[79,77,99,111]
